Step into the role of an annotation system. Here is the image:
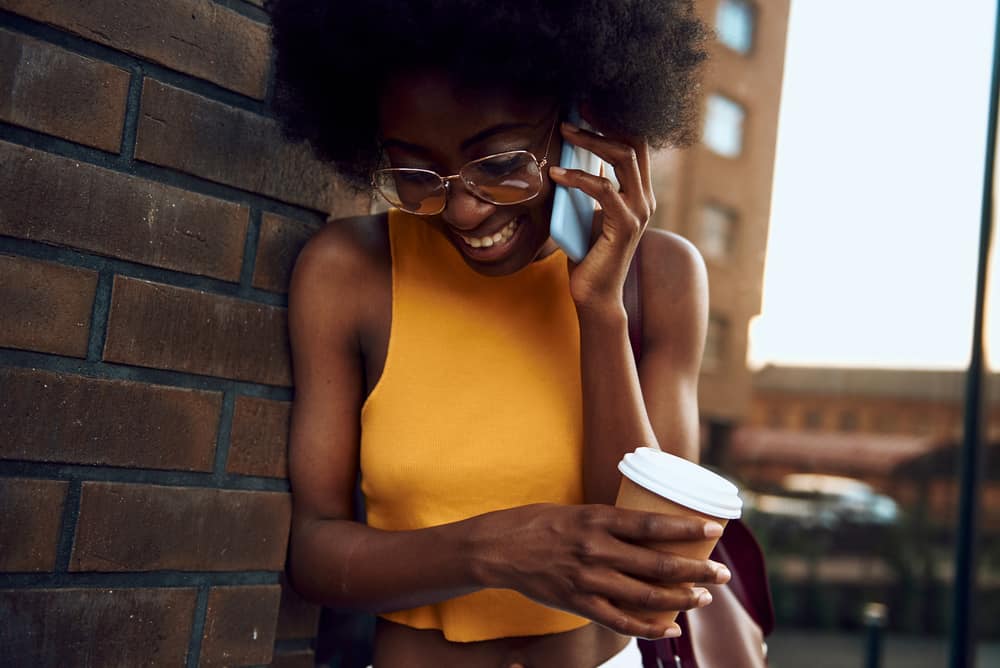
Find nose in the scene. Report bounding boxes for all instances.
[439,177,496,231]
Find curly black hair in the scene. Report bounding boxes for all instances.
[265,0,709,190]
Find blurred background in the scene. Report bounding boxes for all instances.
[653,1,1000,665]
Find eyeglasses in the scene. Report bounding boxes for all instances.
[371,116,557,216]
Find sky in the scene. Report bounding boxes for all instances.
[747,0,1000,370]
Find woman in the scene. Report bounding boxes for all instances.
[267,1,729,666]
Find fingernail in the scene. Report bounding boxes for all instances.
[549,166,566,176]
[696,588,713,606]
[561,121,579,132]
[715,565,732,582]
[704,522,724,538]
[662,625,682,638]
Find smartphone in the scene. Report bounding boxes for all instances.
[549,105,616,262]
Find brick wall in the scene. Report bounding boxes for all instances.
[0,2,367,665]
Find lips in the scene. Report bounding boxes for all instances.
[447,214,526,263]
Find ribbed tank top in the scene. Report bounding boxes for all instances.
[359,208,590,642]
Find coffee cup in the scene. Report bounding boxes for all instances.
[614,447,743,626]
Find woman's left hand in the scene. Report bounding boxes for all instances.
[547,119,656,315]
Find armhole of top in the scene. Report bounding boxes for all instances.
[359,211,398,419]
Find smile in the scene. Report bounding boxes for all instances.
[458,219,519,248]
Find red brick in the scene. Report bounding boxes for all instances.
[275,573,321,640]
[271,650,316,668]
[0,587,196,666]
[103,276,291,386]
[71,482,291,572]
[0,367,220,472]
[0,254,97,358]
[0,0,269,99]
[0,29,129,152]
[252,213,318,294]
[0,141,249,281]
[227,396,290,478]
[136,79,367,213]
[0,478,68,572]
[201,585,281,666]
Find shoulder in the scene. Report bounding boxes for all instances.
[289,211,390,340]
[636,228,708,346]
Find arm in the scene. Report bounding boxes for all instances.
[549,122,708,505]
[287,219,722,637]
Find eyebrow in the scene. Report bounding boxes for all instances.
[381,121,536,155]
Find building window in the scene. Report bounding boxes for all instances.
[703,94,745,158]
[703,315,728,372]
[716,0,755,55]
[698,203,737,260]
[838,410,858,432]
[803,409,823,430]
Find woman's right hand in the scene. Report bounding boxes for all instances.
[469,503,731,639]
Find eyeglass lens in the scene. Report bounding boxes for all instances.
[374,151,543,214]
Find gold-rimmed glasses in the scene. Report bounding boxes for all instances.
[371,117,557,216]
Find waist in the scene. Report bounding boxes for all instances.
[372,618,631,668]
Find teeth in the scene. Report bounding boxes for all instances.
[461,219,519,248]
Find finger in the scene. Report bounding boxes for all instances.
[575,567,713,613]
[635,141,654,204]
[548,167,637,242]
[575,593,675,640]
[599,506,725,543]
[560,123,644,203]
[595,538,731,585]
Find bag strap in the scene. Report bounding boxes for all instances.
[624,244,642,361]
[623,240,773,667]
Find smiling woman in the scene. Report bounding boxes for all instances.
[264,1,728,667]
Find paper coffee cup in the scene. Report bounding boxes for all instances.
[614,447,743,626]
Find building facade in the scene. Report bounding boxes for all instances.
[652,0,790,429]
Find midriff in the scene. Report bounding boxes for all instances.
[373,618,631,668]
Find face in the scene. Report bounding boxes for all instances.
[377,69,563,276]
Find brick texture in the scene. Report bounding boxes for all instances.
[0,254,97,358]
[0,478,68,572]
[227,396,290,478]
[252,213,318,293]
[271,650,316,668]
[71,482,291,572]
[136,78,357,212]
[103,276,291,386]
[0,587,196,666]
[275,573,321,640]
[0,367,221,471]
[0,28,129,152]
[0,0,270,99]
[0,141,249,281]
[201,585,281,666]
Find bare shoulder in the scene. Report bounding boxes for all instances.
[293,212,389,284]
[641,228,708,306]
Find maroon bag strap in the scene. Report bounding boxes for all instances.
[624,244,642,361]
[623,241,773,667]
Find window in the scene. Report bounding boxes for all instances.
[698,202,738,260]
[804,409,823,430]
[703,94,745,158]
[703,315,728,372]
[838,410,859,432]
[716,0,755,55]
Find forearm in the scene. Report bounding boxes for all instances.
[577,303,659,505]
[289,515,486,613]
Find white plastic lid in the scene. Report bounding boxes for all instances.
[618,447,743,519]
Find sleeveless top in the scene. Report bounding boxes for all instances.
[359,208,591,642]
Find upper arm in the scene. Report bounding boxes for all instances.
[287,223,371,531]
[636,229,709,462]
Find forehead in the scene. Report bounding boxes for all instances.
[377,69,554,147]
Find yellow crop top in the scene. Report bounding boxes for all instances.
[359,209,591,642]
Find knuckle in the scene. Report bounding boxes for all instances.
[575,537,601,561]
[655,555,673,580]
[641,587,660,609]
[639,512,660,537]
[599,178,617,196]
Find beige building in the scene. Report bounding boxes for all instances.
[652,0,790,431]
